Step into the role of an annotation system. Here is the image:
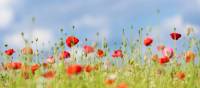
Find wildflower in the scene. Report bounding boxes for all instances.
[176,71,185,80]
[105,74,117,85]
[66,36,79,48]
[83,45,94,54]
[176,62,181,67]
[156,69,163,76]
[170,32,181,40]
[8,62,22,70]
[117,82,128,88]
[151,54,158,62]
[162,47,174,58]
[5,49,15,56]
[66,64,83,76]
[42,62,49,69]
[112,50,123,58]
[97,49,105,58]
[42,70,55,79]
[31,64,40,74]
[185,50,195,63]
[21,64,30,72]
[186,27,194,36]
[159,56,169,64]
[21,65,31,79]
[21,72,30,79]
[21,47,33,55]
[92,42,98,48]
[84,65,93,73]
[46,56,55,64]
[104,60,111,69]
[59,51,70,60]
[144,37,153,46]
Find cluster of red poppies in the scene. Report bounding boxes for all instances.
[1,31,195,82]
[144,32,196,80]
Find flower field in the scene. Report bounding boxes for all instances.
[0,28,200,88]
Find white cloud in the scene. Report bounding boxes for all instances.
[4,28,54,49]
[71,15,111,40]
[31,28,54,49]
[0,0,11,7]
[164,15,199,34]
[0,8,14,28]
[72,15,109,29]
[4,32,24,48]
[32,29,52,43]
[151,15,199,40]
[0,0,19,29]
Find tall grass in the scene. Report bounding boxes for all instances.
[0,26,200,88]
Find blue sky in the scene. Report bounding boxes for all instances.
[0,0,200,50]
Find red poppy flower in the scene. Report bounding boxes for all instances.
[170,32,181,40]
[117,82,128,88]
[144,37,153,46]
[176,71,185,80]
[42,70,55,79]
[9,62,22,70]
[159,56,169,64]
[5,49,15,56]
[59,51,70,60]
[83,45,94,54]
[97,49,104,58]
[31,64,40,74]
[46,56,55,64]
[66,36,79,48]
[84,65,93,73]
[66,64,82,76]
[112,50,123,58]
